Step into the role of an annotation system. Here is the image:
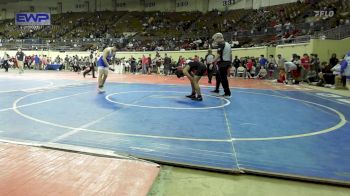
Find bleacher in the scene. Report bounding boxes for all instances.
[0,0,349,51]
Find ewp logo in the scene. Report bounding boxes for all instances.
[15,13,51,26]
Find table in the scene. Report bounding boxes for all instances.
[45,64,63,70]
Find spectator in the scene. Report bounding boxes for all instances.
[292,55,302,84]
[55,55,61,64]
[147,54,152,74]
[276,54,286,70]
[163,53,172,75]
[42,55,47,70]
[301,53,310,82]
[254,66,268,79]
[310,54,320,73]
[16,48,25,74]
[245,57,254,79]
[329,53,339,67]
[267,54,277,79]
[232,56,241,77]
[193,55,200,62]
[2,52,9,72]
[177,56,185,68]
[331,60,342,88]
[317,61,335,86]
[205,50,215,83]
[259,55,268,68]
[34,55,40,70]
[339,51,350,89]
[331,61,341,76]
[277,69,286,83]
[24,56,32,69]
[130,55,137,74]
[141,55,148,74]
[236,64,246,77]
[64,55,70,70]
[284,54,300,84]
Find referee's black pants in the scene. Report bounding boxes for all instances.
[215,62,231,96]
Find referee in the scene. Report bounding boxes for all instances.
[211,33,231,98]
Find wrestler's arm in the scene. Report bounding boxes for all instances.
[183,65,194,80]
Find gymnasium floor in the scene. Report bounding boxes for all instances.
[1,70,350,192]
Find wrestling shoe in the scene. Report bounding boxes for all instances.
[221,94,231,98]
[191,96,203,101]
[98,88,105,93]
[186,94,196,99]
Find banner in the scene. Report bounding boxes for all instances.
[15,13,51,26]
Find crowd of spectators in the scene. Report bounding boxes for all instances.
[0,0,349,51]
[1,47,349,89]
[228,51,350,89]
[0,0,349,89]
[0,52,60,71]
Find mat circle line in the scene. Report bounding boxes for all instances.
[11,89,347,141]
[0,80,54,93]
[105,91,231,110]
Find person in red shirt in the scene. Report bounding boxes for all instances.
[193,55,200,62]
[141,55,148,74]
[245,58,254,79]
[277,69,286,83]
[177,56,186,67]
[301,53,310,83]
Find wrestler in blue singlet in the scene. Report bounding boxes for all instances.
[97,51,113,68]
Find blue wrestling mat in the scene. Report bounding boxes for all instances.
[1,76,350,185]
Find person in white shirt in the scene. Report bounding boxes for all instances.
[284,54,301,84]
[205,49,215,83]
[254,66,267,79]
